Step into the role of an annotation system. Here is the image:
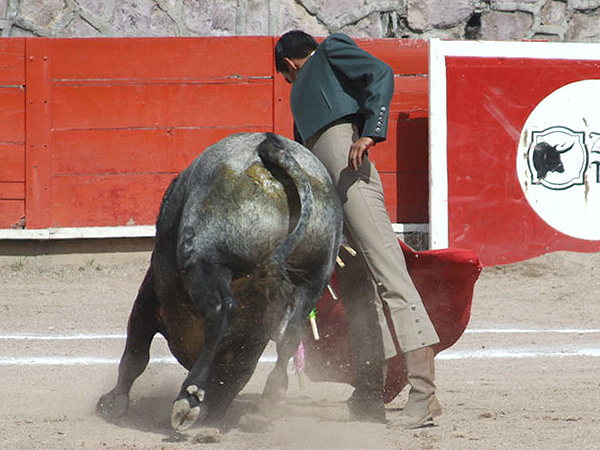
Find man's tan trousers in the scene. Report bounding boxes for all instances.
[306,119,440,359]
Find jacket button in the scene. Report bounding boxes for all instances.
[375,127,381,133]
[381,106,386,111]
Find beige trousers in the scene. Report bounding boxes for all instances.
[306,119,439,358]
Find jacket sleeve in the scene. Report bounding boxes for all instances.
[322,34,394,142]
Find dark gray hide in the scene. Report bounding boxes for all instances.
[97,132,343,430]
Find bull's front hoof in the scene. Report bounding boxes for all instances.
[171,399,200,430]
[171,385,206,430]
[96,389,130,419]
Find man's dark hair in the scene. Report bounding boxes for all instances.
[275,30,319,73]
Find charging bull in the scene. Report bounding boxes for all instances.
[97,132,343,430]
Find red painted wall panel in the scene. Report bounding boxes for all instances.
[380,172,398,221]
[370,119,399,172]
[0,182,24,199]
[0,39,26,227]
[446,56,600,265]
[398,172,428,223]
[0,143,25,182]
[0,89,25,143]
[50,37,274,80]
[24,38,52,229]
[51,82,273,130]
[397,111,429,222]
[0,37,429,230]
[360,39,428,75]
[391,76,428,112]
[0,200,24,228]
[51,173,175,227]
[0,38,25,85]
[51,127,272,176]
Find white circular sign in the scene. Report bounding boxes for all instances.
[516,80,600,241]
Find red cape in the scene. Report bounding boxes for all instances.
[302,240,482,403]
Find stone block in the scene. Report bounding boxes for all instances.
[541,0,567,26]
[571,0,600,11]
[299,0,368,22]
[18,0,66,28]
[408,0,474,32]
[76,0,107,17]
[319,0,371,24]
[566,9,600,41]
[63,15,102,37]
[110,0,179,36]
[491,1,539,12]
[280,0,327,36]
[245,0,269,35]
[183,0,237,36]
[531,32,562,41]
[9,25,36,36]
[297,0,404,32]
[481,10,534,40]
[0,0,8,19]
[340,12,384,38]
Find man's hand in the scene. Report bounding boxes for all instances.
[348,136,375,171]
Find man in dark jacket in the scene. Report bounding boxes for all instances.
[275,30,442,428]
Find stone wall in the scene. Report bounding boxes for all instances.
[1,0,600,42]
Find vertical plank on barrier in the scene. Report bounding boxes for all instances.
[0,38,26,228]
[25,38,52,229]
[272,37,295,140]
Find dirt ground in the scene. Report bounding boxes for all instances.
[1,244,600,450]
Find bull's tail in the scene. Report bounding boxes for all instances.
[257,132,314,264]
[256,133,314,335]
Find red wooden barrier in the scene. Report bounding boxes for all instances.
[0,39,25,229]
[0,37,429,230]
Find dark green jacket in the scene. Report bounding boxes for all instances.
[290,33,394,144]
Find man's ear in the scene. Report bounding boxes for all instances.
[283,57,297,72]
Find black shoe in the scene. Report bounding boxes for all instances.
[347,389,387,423]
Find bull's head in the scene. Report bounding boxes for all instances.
[532,141,570,180]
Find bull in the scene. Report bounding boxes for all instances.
[97,132,343,430]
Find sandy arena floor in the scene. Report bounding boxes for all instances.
[1,247,600,449]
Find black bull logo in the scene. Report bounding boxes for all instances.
[532,141,572,180]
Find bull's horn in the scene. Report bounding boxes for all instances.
[556,142,574,153]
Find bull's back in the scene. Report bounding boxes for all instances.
[175,133,340,275]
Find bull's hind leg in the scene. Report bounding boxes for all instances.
[262,279,324,401]
[202,334,270,423]
[170,265,237,430]
[97,267,161,419]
